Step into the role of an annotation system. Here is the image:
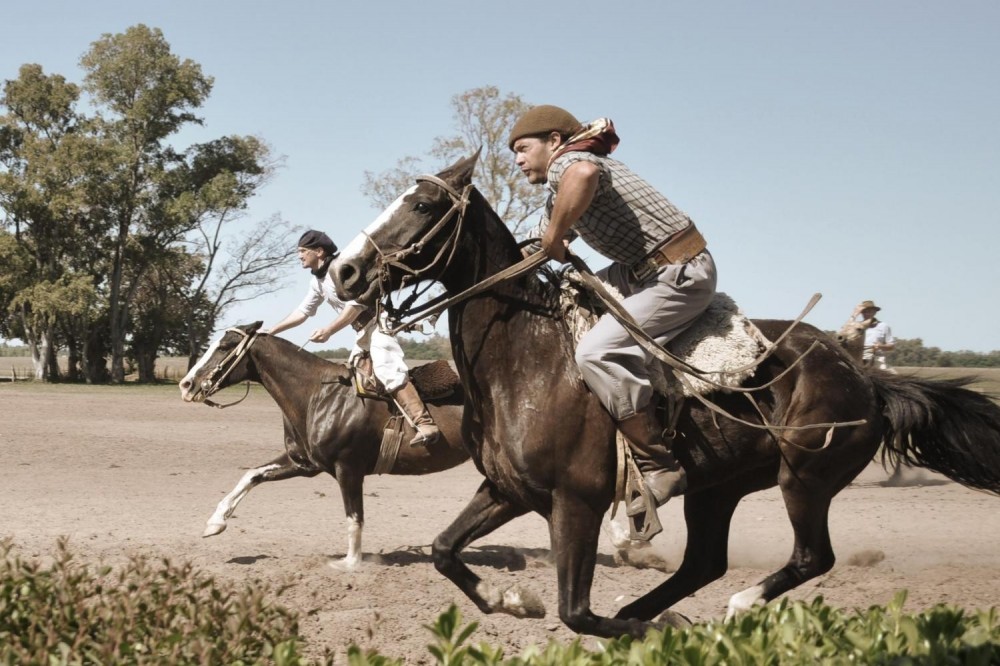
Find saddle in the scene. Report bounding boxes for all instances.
[559,272,773,539]
[350,352,460,403]
[559,274,771,397]
[350,353,461,475]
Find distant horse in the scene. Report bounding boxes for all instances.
[178,323,469,570]
[331,152,1000,638]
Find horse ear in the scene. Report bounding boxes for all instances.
[246,321,264,334]
[438,148,482,187]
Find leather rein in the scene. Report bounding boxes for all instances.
[368,175,864,444]
[197,327,255,409]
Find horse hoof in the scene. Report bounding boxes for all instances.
[202,522,227,537]
[655,609,692,629]
[502,585,546,618]
[328,556,361,572]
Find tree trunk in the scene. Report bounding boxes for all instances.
[135,348,157,383]
[43,334,60,382]
[29,337,44,381]
[66,334,81,382]
[83,329,110,384]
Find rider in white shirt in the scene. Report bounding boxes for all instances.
[849,299,896,371]
[268,230,439,446]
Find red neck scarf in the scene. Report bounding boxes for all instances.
[548,118,620,168]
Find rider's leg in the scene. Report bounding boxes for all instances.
[392,380,440,446]
[576,255,716,538]
[370,328,439,447]
[616,406,686,511]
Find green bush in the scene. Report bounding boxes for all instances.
[0,538,319,665]
[4,539,1000,665]
[368,598,1000,665]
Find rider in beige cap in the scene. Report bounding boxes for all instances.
[510,104,717,539]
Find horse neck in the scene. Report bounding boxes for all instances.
[251,336,348,421]
[439,194,571,384]
[436,191,524,294]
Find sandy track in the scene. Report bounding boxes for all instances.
[2,383,999,661]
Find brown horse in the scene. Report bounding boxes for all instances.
[178,322,468,570]
[332,152,1000,638]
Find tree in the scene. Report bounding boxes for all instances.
[362,86,544,238]
[164,136,296,367]
[80,24,214,382]
[2,26,294,382]
[0,63,95,380]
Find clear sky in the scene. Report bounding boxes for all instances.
[4,0,998,352]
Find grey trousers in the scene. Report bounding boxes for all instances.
[575,251,718,420]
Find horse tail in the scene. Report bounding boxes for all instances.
[870,372,1000,493]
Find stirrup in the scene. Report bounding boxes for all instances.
[409,426,439,448]
[624,473,663,541]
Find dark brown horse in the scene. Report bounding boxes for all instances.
[178,322,468,570]
[332,153,1000,638]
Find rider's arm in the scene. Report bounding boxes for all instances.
[268,279,323,335]
[309,304,366,343]
[542,160,599,263]
[267,311,308,335]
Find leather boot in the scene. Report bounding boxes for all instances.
[392,381,440,447]
[617,409,687,516]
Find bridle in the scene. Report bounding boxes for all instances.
[365,174,547,335]
[364,175,473,333]
[196,327,256,409]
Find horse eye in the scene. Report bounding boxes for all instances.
[414,201,430,214]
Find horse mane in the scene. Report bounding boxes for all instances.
[466,186,564,318]
[260,333,353,382]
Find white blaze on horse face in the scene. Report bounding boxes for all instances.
[179,338,221,401]
[339,185,417,262]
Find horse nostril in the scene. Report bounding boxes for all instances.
[179,380,190,390]
[337,262,359,293]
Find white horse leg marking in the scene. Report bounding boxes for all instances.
[203,464,280,537]
[329,514,363,571]
[726,584,766,619]
[338,187,415,261]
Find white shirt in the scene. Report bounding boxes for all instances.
[297,271,361,319]
[863,320,894,363]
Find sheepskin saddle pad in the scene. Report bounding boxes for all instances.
[559,272,772,396]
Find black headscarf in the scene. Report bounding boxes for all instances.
[298,230,339,256]
[298,230,339,278]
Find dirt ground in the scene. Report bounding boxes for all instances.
[3,379,1000,663]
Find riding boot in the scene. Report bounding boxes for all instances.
[617,409,687,537]
[392,381,440,447]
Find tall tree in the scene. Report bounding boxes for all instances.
[79,24,213,382]
[3,26,297,382]
[362,86,544,238]
[0,64,95,379]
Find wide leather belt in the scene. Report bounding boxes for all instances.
[351,308,374,332]
[630,223,707,281]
